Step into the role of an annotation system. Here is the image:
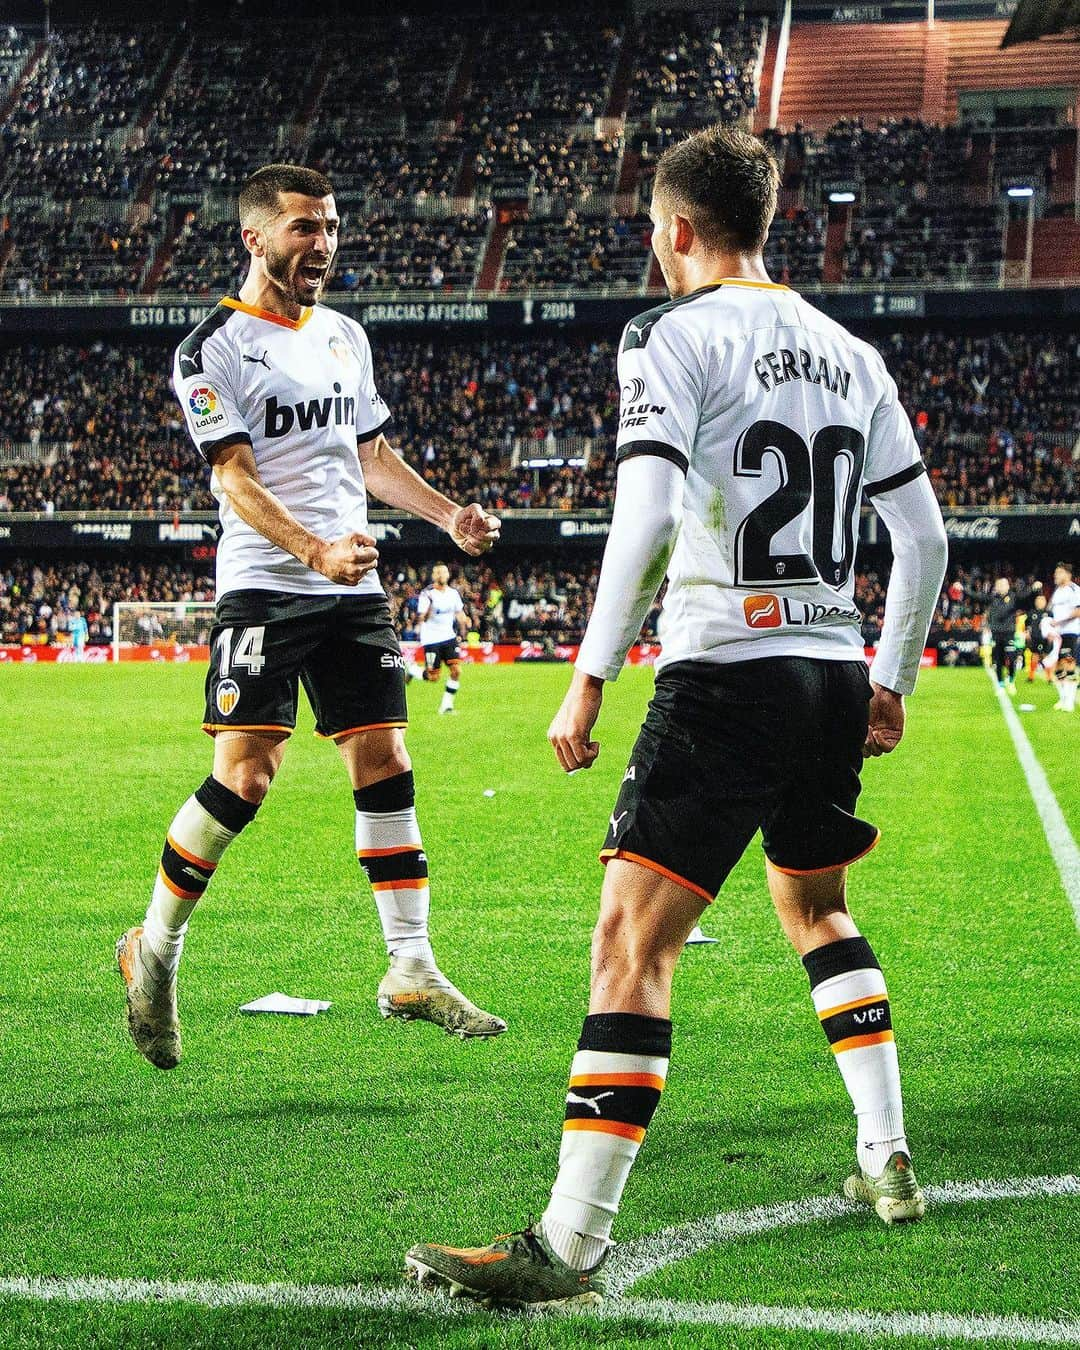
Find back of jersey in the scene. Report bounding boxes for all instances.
[614,280,925,671]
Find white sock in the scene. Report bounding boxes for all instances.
[355,803,434,965]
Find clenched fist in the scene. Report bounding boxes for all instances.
[450,503,501,556]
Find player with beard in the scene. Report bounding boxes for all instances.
[406,126,948,1308]
[117,164,506,1070]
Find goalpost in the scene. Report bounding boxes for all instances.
[111,601,216,663]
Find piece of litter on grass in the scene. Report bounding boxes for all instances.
[483,788,496,797]
[685,926,719,946]
[239,993,332,1015]
[1019,704,1036,712]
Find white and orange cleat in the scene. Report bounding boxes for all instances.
[377,956,505,1038]
[116,926,181,1070]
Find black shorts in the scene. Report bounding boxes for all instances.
[1060,634,1078,659]
[600,657,878,901]
[203,590,407,740]
[424,638,460,670]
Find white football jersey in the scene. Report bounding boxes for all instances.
[1050,581,1080,635]
[418,585,464,645]
[173,297,392,599]
[614,279,926,672]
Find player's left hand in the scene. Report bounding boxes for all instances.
[450,503,500,555]
[864,682,905,757]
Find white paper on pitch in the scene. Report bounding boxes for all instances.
[239,993,332,1015]
[684,926,719,945]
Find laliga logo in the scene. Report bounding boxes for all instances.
[743,594,782,629]
[215,678,240,716]
[189,387,217,416]
[622,377,646,404]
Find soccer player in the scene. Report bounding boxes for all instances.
[981,576,1041,695]
[406,126,948,1307]
[116,164,506,1071]
[405,563,469,713]
[1024,592,1053,682]
[1048,562,1080,712]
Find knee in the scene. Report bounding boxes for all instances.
[591,901,678,987]
[354,734,412,786]
[223,762,275,805]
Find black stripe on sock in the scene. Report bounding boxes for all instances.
[577,1012,672,1058]
[359,850,429,885]
[354,771,415,813]
[819,998,891,1045]
[195,776,260,833]
[802,936,880,990]
[160,841,213,895]
[565,1083,662,1129]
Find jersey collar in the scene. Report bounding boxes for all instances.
[220,296,314,330]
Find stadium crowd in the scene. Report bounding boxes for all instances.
[3,553,1062,656]
[1,330,1076,514]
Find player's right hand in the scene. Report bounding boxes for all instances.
[549,670,604,772]
[317,533,379,585]
[863,682,905,757]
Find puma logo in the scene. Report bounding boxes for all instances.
[243,349,271,370]
[609,810,628,835]
[566,1090,614,1115]
[178,353,200,372]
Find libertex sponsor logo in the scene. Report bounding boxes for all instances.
[743,594,781,628]
[743,595,860,629]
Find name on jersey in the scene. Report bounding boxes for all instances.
[265,382,356,438]
[753,348,851,401]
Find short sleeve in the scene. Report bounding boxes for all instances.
[352,324,393,442]
[172,336,250,463]
[863,370,927,498]
[614,314,703,475]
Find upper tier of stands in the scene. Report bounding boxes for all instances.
[0,12,1075,297]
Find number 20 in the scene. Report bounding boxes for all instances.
[733,420,866,589]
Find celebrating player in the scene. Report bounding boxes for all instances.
[406,563,469,713]
[116,164,506,1071]
[407,126,948,1307]
[1048,562,1080,711]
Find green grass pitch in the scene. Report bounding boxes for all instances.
[0,662,1077,1348]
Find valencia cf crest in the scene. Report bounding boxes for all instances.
[328,335,354,365]
[215,678,240,716]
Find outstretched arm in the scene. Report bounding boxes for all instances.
[358,433,499,555]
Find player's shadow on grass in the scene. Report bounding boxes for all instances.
[0,1098,407,1141]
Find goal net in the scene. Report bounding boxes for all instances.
[111,601,216,663]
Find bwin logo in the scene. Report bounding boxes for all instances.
[265,383,356,438]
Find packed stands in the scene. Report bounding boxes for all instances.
[1,330,1076,514]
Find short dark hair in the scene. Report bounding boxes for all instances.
[239,164,334,227]
[1056,561,1073,575]
[653,125,779,253]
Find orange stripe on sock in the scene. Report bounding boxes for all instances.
[157,864,201,901]
[371,878,428,892]
[817,993,887,1021]
[166,834,217,872]
[562,1119,646,1143]
[569,1072,666,1091]
[357,845,422,858]
[831,1030,895,1054]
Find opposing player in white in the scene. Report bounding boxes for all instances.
[406,563,469,713]
[407,126,947,1309]
[116,164,506,1070]
[1048,562,1080,712]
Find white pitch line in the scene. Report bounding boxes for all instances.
[0,1174,1077,1344]
[989,673,1080,930]
[608,1172,1080,1292]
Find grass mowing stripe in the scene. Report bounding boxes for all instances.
[608,1174,1080,1293]
[988,671,1080,930]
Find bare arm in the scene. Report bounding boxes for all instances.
[358,433,499,555]
[213,440,378,585]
